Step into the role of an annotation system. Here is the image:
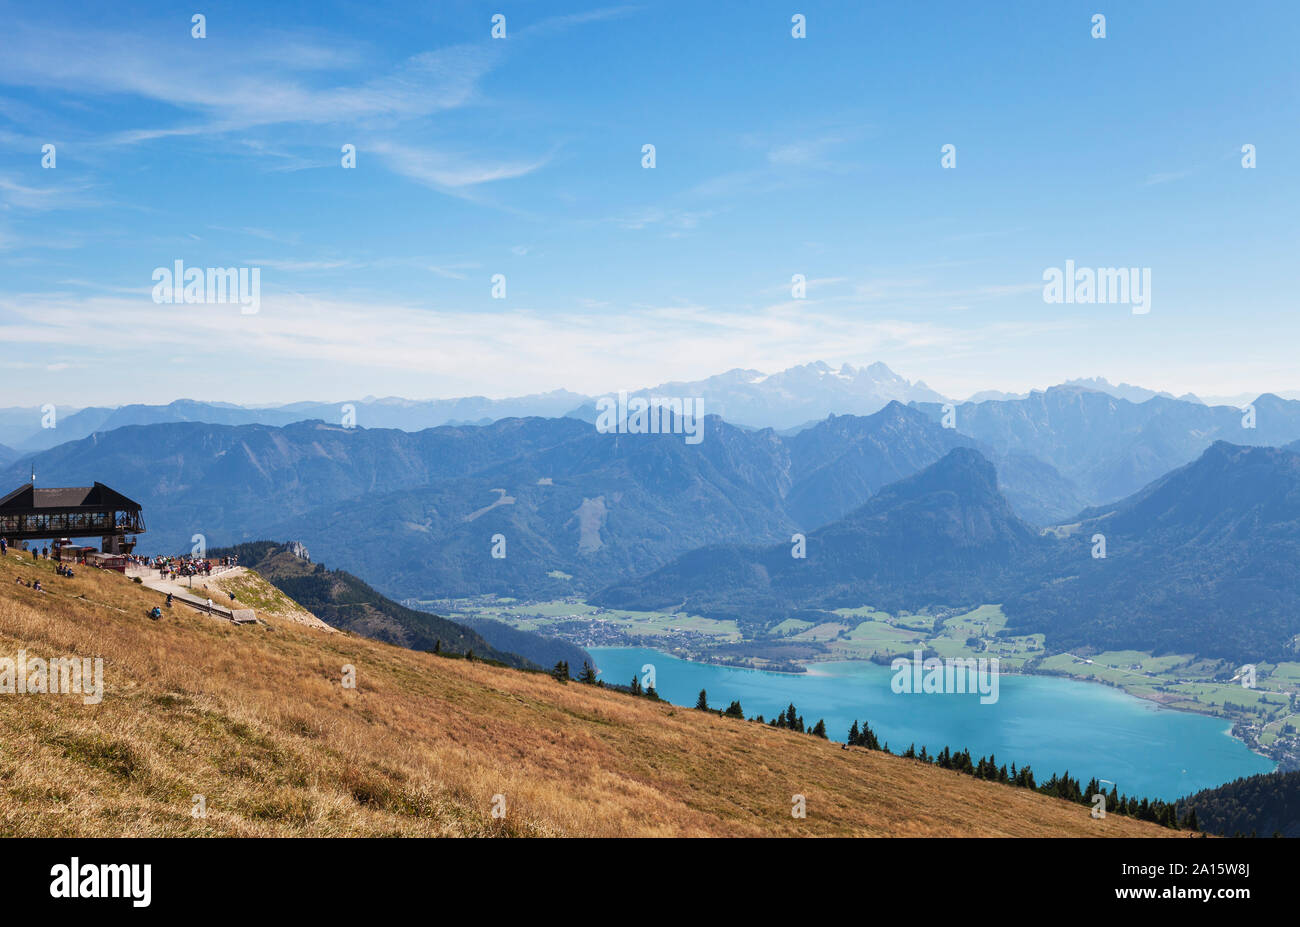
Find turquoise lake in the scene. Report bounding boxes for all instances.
[588,646,1276,800]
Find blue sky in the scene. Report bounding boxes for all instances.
[0,0,1297,405]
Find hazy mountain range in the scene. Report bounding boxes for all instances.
[563,361,945,430]
[8,359,1250,449]
[0,393,589,451]
[912,387,1300,506]
[968,377,1201,405]
[0,360,944,448]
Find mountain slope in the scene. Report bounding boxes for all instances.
[263,415,796,599]
[452,615,593,673]
[1176,770,1300,837]
[207,541,538,668]
[0,417,592,553]
[779,404,1084,527]
[1006,442,1300,661]
[596,448,1046,630]
[0,549,1168,837]
[782,403,978,528]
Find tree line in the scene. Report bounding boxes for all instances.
[550,660,663,700]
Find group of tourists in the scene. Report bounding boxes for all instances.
[132,553,238,580]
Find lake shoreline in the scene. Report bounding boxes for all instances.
[590,644,1277,798]
[662,649,1276,762]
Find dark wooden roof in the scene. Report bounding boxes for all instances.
[0,482,143,513]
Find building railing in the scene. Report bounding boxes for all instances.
[0,509,144,540]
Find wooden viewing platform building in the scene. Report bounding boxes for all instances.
[0,482,145,554]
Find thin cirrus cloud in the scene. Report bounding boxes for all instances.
[0,177,99,212]
[0,22,498,131]
[365,140,551,192]
[0,18,546,196]
[245,259,356,273]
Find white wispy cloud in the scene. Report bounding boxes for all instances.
[0,22,497,132]
[0,177,99,212]
[1144,168,1196,186]
[366,140,550,191]
[247,259,355,273]
[0,289,1028,400]
[614,206,716,231]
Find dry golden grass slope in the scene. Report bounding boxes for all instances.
[0,550,1172,837]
